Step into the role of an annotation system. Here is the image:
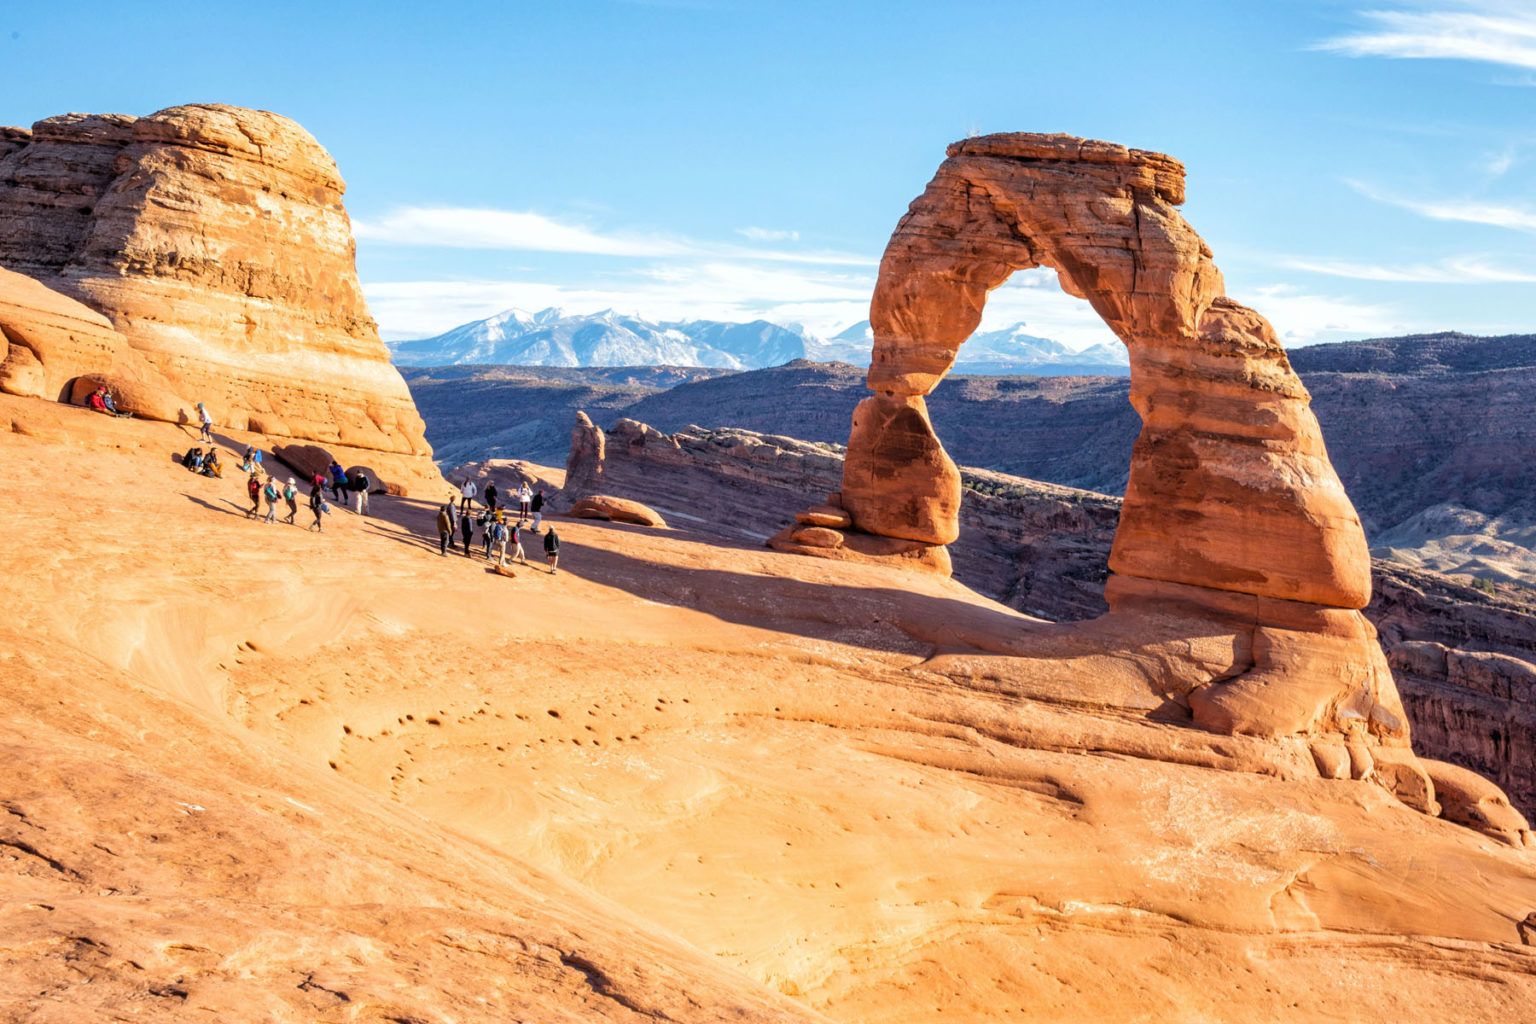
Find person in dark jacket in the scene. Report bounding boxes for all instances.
[436,502,455,555]
[484,480,499,513]
[328,461,348,503]
[350,472,371,516]
[308,483,326,532]
[543,527,560,574]
[459,505,474,555]
[531,488,545,532]
[246,471,262,518]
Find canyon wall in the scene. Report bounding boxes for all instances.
[0,103,437,490]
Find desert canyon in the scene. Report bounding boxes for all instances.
[2,106,1535,1024]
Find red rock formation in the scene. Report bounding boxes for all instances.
[569,495,668,527]
[0,103,437,492]
[790,132,1475,814]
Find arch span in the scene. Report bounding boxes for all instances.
[845,133,1368,608]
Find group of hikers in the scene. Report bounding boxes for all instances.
[179,403,563,572]
[437,478,560,573]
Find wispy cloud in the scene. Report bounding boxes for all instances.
[1284,253,1536,282]
[1316,3,1536,71]
[353,205,869,266]
[1347,178,1536,232]
[1245,284,1403,345]
[736,226,800,242]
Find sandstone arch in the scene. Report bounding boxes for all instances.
[783,133,1436,776]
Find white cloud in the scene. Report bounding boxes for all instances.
[1284,254,1536,282]
[1485,146,1518,176]
[736,226,800,242]
[1245,284,1403,345]
[1316,3,1536,71]
[354,205,869,266]
[1347,178,1536,232]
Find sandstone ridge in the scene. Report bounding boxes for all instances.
[784,132,1497,822]
[0,103,437,492]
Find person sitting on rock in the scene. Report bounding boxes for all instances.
[246,471,262,518]
[86,388,110,415]
[282,478,299,524]
[201,448,223,478]
[543,526,560,575]
[182,446,203,471]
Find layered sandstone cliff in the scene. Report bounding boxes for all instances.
[0,103,436,490]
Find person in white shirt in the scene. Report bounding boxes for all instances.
[460,478,478,516]
[517,482,533,521]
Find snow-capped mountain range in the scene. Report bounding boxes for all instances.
[387,308,1130,375]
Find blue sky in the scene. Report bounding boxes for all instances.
[3,0,1534,347]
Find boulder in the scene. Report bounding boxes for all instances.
[791,526,844,549]
[1422,758,1533,847]
[795,504,852,529]
[564,411,606,498]
[273,444,337,483]
[569,495,666,528]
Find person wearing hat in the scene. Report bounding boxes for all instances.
[282,477,299,524]
[196,402,213,442]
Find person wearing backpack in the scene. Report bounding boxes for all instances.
[508,520,528,566]
[308,482,326,532]
[350,472,371,516]
[246,471,262,518]
[543,526,560,574]
[282,478,299,524]
[436,502,455,555]
[262,477,280,524]
[488,516,509,565]
[479,510,494,557]
[459,504,475,556]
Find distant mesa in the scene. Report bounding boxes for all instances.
[0,102,439,493]
[388,306,1130,376]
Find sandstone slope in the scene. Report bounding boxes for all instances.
[12,400,1535,1021]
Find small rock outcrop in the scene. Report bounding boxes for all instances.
[0,104,438,491]
[563,411,606,499]
[784,132,1487,819]
[569,495,668,528]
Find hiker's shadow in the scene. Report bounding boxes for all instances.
[184,494,253,519]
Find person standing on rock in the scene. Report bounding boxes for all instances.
[517,482,533,521]
[329,461,348,503]
[503,520,527,567]
[436,501,455,555]
[308,482,326,532]
[196,402,214,443]
[262,477,280,524]
[543,526,560,574]
[459,504,475,556]
[483,480,499,514]
[351,471,371,516]
[460,477,478,515]
[246,471,262,518]
[531,488,545,532]
[282,478,299,524]
[480,510,496,558]
[488,516,509,565]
